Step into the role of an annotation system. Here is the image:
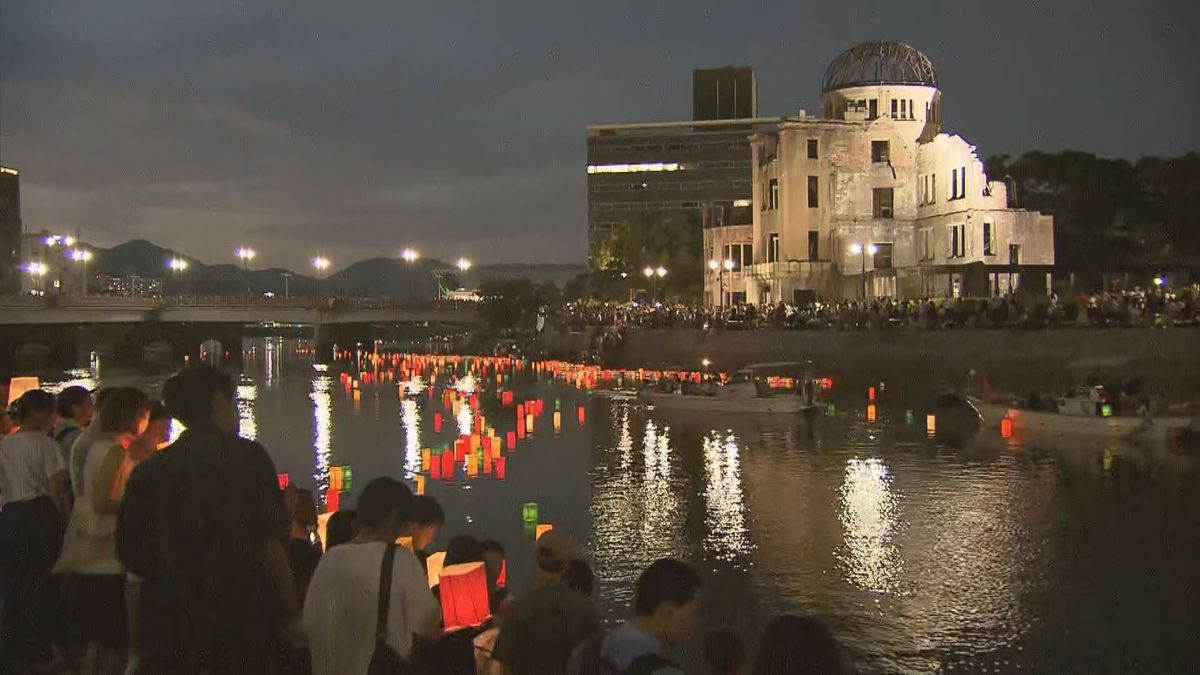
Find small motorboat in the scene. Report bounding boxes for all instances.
[966,386,1193,442]
[639,361,821,415]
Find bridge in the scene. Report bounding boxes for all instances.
[0,297,482,370]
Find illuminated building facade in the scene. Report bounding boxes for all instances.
[585,66,778,264]
[703,42,1056,305]
[0,167,20,295]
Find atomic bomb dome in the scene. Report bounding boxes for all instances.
[821,41,938,93]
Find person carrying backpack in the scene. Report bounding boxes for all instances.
[568,558,701,675]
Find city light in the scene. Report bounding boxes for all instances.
[68,249,93,262]
[236,247,257,262]
[1153,276,1165,287]
[849,243,879,255]
[656,266,667,277]
[708,259,719,270]
[643,266,654,278]
[401,248,420,263]
[702,358,712,368]
[311,256,331,272]
[723,259,735,271]
[23,262,48,276]
[586,162,680,174]
[456,257,472,272]
[167,258,189,271]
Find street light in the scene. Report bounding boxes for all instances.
[401,248,419,263]
[848,243,878,300]
[68,249,93,297]
[643,265,667,303]
[456,257,471,272]
[236,247,256,295]
[312,256,331,301]
[166,258,189,271]
[708,259,736,308]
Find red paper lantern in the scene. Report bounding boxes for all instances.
[577,406,586,426]
[433,412,442,433]
[277,473,289,490]
[495,456,506,480]
[439,562,491,632]
[1000,416,1013,439]
[506,431,516,450]
[325,487,341,512]
[496,559,507,588]
[483,450,492,474]
[440,450,454,480]
[430,454,442,480]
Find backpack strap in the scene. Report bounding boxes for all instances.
[376,543,398,644]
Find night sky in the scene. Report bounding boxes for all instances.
[1,1,1196,269]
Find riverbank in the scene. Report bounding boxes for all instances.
[540,327,1200,404]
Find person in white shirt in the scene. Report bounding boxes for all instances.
[0,390,71,671]
[304,477,441,675]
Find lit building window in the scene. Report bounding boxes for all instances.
[586,162,681,174]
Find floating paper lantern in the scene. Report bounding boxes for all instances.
[553,411,562,433]
[1000,416,1013,439]
[422,448,432,471]
[926,414,936,435]
[525,413,534,431]
[868,386,876,401]
[577,406,586,426]
[440,450,454,480]
[277,473,289,490]
[506,431,516,450]
[522,502,538,523]
[329,466,345,491]
[426,551,447,588]
[325,487,342,512]
[6,376,39,406]
[415,474,426,495]
[535,523,553,540]
[495,456,506,480]
[466,452,478,477]
[867,404,876,423]
[483,450,492,474]
[439,562,491,632]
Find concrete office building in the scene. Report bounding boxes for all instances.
[0,167,21,295]
[586,67,779,264]
[704,42,1055,305]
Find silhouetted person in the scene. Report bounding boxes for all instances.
[116,365,297,674]
[751,615,845,675]
[324,509,358,549]
[704,627,746,675]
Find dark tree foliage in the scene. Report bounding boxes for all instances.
[478,278,560,330]
[986,151,1200,286]
[589,211,704,299]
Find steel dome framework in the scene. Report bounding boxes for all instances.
[821,41,938,93]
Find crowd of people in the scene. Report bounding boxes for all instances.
[1,365,846,674]
[553,288,1200,332]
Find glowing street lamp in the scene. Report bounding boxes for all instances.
[401,248,420,263]
[643,265,667,303]
[849,243,878,300]
[68,249,93,297]
[456,257,472,272]
[236,247,256,265]
[166,258,189,271]
[312,256,331,300]
[1153,276,1166,288]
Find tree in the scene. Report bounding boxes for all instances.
[478,278,560,330]
[590,211,703,299]
[985,151,1200,287]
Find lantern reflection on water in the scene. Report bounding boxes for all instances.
[439,562,491,631]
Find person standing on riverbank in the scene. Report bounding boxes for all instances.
[0,390,71,671]
[52,385,94,465]
[116,365,298,674]
[568,558,701,675]
[493,529,600,675]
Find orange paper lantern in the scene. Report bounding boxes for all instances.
[535,523,553,540]
[439,561,491,632]
[6,376,40,406]
[414,474,426,495]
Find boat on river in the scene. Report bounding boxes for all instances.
[639,361,821,414]
[965,386,1194,442]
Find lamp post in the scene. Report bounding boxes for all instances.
[643,265,667,304]
[68,249,93,297]
[311,256,331,302]
[23,262,48,296]
[167,258,189,296]
[401,247,419,302]
[236,247,256,295]
[848,243,878,300]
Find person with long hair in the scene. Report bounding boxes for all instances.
[54,387,152,675]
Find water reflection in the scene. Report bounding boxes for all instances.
[702,431,750,563]
[456,400,473,438]
[401,399,421,479]
[838,457,901,594]
[40,368,98,395]
[237,378,258,441]
[311,374,332,493]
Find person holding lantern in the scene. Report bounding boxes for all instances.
[491,529,600,675]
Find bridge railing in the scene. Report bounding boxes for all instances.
[0,294,479,312]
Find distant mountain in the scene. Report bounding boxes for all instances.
[85,239,583,299]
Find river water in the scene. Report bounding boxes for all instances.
[41,337,1199,672]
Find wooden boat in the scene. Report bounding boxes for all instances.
[639,362,820,414]
[966,387,1193,442]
